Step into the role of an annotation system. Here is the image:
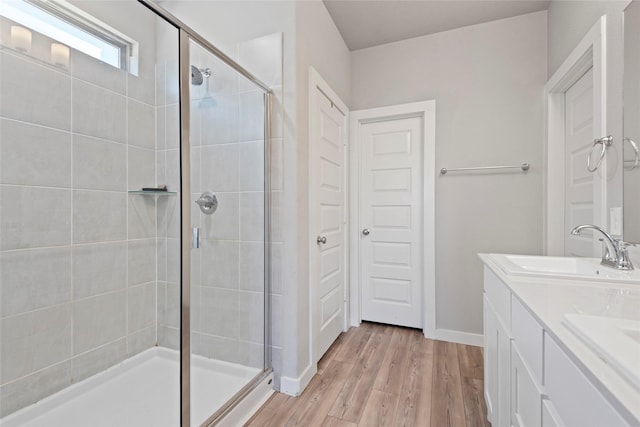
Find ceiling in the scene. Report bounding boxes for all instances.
[322,0,551,51]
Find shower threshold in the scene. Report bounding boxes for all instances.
[1,347,261,427]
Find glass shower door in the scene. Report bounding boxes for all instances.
[187,38,268,426]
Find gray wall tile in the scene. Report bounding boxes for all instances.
[239,140,265,192]
[128,147,156,191]
[201,192,239,241]
[238,90,265,142]
[71,50,126,95]
[73,242,127,299]
[1,247,71,317]
[71,338,126,383]
[239,242,264,293]
[72,79,126,143]
[128,99,155,149]
[195,333,237,363]
[127,73,155,106]
[240,192,265,242]
[128,283,156,332]
[128,239,156,286]
[129,195,157,239]
[73,291,126,355]
[0,52,71,131]
[239,291,264,343]
[1,304,71,383]
[73,191,126,243]
[0,361,71,418]
[201,240,239,289]
[0,119,71,188]
[73,135,127,191]
[200,287,238,338]
[238,340,265,370]
[127,326,156,356]
[1,186,71,250]
[201,144,239,192]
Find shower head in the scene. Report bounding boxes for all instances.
[191,65,203,85]
[191,66,212,86]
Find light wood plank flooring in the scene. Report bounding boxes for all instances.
[245,322,489,427]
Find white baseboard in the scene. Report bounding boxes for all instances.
[279,363,317,396]
[435,329,484,347]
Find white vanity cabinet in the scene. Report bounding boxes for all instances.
[482,264,634,427]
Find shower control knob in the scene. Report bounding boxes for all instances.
[196,191,217,214]
[317,236,327,245]
[362,229,370,236]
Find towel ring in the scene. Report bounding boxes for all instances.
[624,137,640,171]
[587,135,613,172]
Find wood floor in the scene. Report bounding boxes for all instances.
[245,322,489,427]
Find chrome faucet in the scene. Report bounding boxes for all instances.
[570,224,635,270]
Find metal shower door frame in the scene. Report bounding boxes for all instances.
[136,2,273,426]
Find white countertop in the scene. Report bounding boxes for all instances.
[479,253,640,424]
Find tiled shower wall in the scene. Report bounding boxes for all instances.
[0,3,160,417]
[155,33,283,371]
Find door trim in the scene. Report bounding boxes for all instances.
[545,16,607,255]
[308,67,349,367]
[349,101,436,339]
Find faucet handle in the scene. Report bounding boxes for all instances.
[615,239,637,249]
[614,239,635,270]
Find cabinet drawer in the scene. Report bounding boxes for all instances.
[544,333,630,427]
[484,267,510,329]
[512,296,543,384]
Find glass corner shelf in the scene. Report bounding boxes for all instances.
[128,190,177,196]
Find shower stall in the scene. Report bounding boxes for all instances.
[0,0,272,425]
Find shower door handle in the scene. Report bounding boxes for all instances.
[192,227,200,249]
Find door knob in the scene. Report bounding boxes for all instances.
[317,236,327,245]
[362,229,370,236]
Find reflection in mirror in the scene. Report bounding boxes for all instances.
[624,0,640,242]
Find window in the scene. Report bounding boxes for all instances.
[0,0,138,74]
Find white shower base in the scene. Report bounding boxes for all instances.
[0,347,261,427]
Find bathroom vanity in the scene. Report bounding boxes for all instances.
[480,254,640,427]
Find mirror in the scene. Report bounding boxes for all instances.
[624,0,640,242]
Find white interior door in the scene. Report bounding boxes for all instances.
[359,116,423,328]
[564,68,599,257]
[310,73,347,362]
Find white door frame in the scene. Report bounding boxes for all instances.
[308,67,349,366]
[545,16,607,255]
[349,101,436,339]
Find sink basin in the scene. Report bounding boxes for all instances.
[564,314,640,390]
[488,254,640,283]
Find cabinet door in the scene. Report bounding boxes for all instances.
[544,333,630,426]
[511,343,542,427]
[484,295,498,424]
[542,399,565,427]
[485,295,512,427]
[497,317,511,427]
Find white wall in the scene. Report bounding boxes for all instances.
[547,1,627,78]
[351,11,547,336]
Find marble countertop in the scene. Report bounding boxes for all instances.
[479,253,640,424]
